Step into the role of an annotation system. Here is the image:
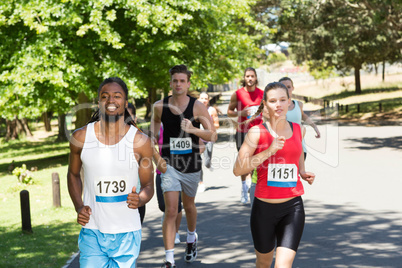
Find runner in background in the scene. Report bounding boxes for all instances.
[279,77,320,160]
[197,91,220,192]
[127,102,146,224]
[227,67,264,204]
[154,124,183,245]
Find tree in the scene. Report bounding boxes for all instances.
[256,0,401,93]
[0,0,267,138]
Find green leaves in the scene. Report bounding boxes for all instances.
[259,0,401,91]
[0,0,265,122]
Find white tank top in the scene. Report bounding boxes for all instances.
[80,122,141,234]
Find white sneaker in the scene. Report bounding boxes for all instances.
[184,232,198,262]
[197,183,206,193]
[174,232,180,244]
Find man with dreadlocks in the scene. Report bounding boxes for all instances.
[67,77,154,267]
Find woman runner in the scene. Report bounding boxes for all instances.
[233,82,315,267]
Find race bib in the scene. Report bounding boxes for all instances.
[94,177,130,203]
[247,105,260,119]
[267,164,298,188]
[170,137,192,155]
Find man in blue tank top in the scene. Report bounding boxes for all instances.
[151,65,217,268]
[67,77,154,267]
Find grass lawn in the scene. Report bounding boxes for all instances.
[292,72,402,120]
[0,135,81,268]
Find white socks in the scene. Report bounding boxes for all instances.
[165,249,174,264]
[187,229,196,243]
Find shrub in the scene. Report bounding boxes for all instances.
[12,164,34,184]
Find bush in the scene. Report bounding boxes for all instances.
[12,164,34,184]
[266,52,288,65]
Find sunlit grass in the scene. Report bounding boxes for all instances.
[0,136,80,267]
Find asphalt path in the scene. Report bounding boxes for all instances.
[66,92,402,268]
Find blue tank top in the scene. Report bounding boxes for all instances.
[161,96,202,173]
[286,100,302,124]
[286,100,306,152]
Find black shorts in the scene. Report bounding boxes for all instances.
[235,131,247,152]
[250,196,305,253]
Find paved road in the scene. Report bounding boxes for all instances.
[66,92,402,268]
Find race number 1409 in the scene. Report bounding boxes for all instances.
[170,137,192,155]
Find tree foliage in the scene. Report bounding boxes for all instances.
[0,0,267,133]
[256,0,401,93]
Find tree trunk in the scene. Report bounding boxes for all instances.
[374,63,378,75]
[57,113,68,141]
[354,65,362,94]
[5,119,18,140]
[42,111,52,132]
[382,60,385,81]
[5,116,25,140]
[21,118,33,137]
[145,87,157,120]
[75,92,92,129]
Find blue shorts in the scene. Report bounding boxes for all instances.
[79,228,142,268]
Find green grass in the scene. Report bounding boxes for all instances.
[0,136,80,267]
[336,98,402,117]
[322,86,401,101]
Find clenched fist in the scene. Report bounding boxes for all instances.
[127,186,141,209]
[268,136,286,154]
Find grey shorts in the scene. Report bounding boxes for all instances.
[161,165,201,197]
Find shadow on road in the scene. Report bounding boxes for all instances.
[296,200,402,267]
[138,198,255,267]
[137,199,402,267]
[345,136,402,150]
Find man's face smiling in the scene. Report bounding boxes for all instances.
[99,82,127,122]
[170,73,190,96]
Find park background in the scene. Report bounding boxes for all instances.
[0,1,401,267]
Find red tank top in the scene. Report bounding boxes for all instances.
[254,123,304,199]
[236,87,264,132]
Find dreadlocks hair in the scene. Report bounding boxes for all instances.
[235,82,289,128]
[87,77,142,132]
[241,67,258,87]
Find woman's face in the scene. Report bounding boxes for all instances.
[281,80,294,98]
[264,87,290,118]
[198,93,209,107]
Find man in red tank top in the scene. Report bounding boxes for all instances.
[227,67,264,204]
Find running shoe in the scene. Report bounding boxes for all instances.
[175,232,181,244]
[184,232,198,262]
[161,261,176,268]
